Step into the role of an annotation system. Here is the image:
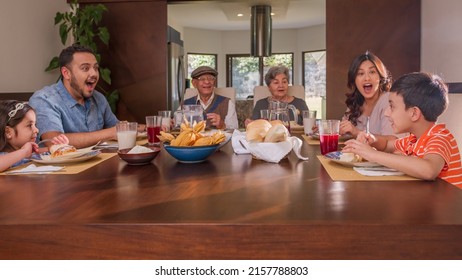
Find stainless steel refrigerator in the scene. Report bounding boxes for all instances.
[167,40,185,113]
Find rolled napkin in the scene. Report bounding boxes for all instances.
[353,166,405,176]
[231,130,309,163]
[6,164,64,174]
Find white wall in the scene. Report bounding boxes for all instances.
[421,0,462,82]
[0,0,69,93]
[421,0,462,146]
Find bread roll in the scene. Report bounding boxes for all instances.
[339,152,363,162]
[50,144,77,158]
[246,119,272,142]
[269,120,284,127]
[264,124,289,143]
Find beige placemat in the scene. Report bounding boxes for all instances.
[1,153,117,176]
[317,155,420,181]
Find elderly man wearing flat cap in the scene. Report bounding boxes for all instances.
[184,66,238,130]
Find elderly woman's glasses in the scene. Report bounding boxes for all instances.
[195,76,216,82]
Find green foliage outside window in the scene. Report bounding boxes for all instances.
[230,53,293,99]
[187,54,217,79]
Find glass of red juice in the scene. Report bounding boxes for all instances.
[146,116,162,146]
[318,119,340,155]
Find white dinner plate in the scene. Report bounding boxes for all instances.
[39,144,100,160]
[324,151,382,167]
[32,150,101,164]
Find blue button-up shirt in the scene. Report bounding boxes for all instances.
[29,80,118,139]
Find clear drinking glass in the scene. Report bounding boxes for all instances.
[318,119,340,155]
[302,110,317,135]
[158,110,172,132]
[183,105,204,127]
[146,116,162,146]
[116,121,138,150]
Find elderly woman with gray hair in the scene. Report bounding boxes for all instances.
[248,65,308,125]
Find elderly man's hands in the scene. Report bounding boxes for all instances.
[207,113,225,129]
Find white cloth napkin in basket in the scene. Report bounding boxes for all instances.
[231,130,308,163]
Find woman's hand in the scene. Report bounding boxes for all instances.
[340,120,360,136]
[356,131,376,144]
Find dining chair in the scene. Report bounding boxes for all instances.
[253,85,305,106]
[184,87,236,103]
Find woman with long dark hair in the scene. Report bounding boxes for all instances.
[341,51,395,137]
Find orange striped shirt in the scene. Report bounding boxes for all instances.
[395,123,462,188]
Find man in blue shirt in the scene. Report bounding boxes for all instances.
[29,45,119,148]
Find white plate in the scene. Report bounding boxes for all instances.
[32,150,101,164]
[324,151,382,167]
[41,145,99,160]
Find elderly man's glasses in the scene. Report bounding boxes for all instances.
[195,76,216,82]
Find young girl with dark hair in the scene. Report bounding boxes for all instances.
[0,100,68,172]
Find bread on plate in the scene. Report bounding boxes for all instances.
[50,144,77,158]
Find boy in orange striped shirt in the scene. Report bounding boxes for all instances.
[344,72,462,188]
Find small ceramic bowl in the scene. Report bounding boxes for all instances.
[117,147,160,165]
[163,143,219,163]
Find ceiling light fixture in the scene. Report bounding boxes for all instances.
[250,5,272,57]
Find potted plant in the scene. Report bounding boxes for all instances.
[45,0,119,113]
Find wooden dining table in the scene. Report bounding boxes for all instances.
[1,137,462,260]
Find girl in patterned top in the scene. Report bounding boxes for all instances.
[0,100,68,172]
[344,72,462,188]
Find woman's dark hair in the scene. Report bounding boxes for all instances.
[0,100,34,151]
[345,51,392,125]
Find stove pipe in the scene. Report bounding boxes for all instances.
[251,5,272,57]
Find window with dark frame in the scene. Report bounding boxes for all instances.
[186,53,217,88]
[302,50,326,118]
[226,53,294,100]
[302,50,326,97]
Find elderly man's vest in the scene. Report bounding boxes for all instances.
[184,94,230,128]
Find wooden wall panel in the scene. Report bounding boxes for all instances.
[81,0,167,122]
[326,0,421,119]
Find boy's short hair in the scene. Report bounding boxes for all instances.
[390,72,448,122]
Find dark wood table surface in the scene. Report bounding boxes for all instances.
[1,138,462,259]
